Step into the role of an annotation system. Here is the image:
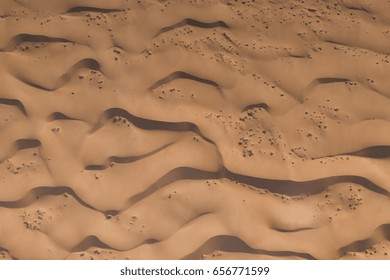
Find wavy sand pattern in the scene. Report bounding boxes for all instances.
[0,0,390,260]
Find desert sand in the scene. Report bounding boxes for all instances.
[0,0,390,260]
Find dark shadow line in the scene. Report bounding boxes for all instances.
[71,236,114,252]
[242,102,269,112]
[148,71,222,93]
[0,186,95,210]
[47,112,80,122]
[154,18,228,37]
[182,235,316,260]
[271,227,315,233]
[338,224,390,257]
[346,146,390,159]
[91,107,214,145]
[18,58,101,92]
[84,143,173,170]
[66,6,124,13]
[2,34,73,51]
[0,98,27,116]
[123,167,390,210]
[14,139,41,150]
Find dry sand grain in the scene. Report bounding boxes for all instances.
[0,0,390,260]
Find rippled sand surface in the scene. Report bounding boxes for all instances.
[1,0,390,260]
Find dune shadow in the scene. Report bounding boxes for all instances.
[91,108,213,146]
[47,112,79,121]
[124,166,390,210]
[154,18,228,37]
[18,58,101,91]
[0,186,95,211]
[0,98,27,116]
[14,139,41,150]
[148,71,222,94]
[242,102,269,112]
[347,146,390,158]
[182,235,316,260]
[84,143,173,170]
[71,236,113,252]
[338,224,390,257]
[2,34,73,51]
[66,6,124,14]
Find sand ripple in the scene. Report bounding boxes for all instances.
[0,0,390,260]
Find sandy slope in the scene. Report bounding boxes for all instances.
[0,0,390,260]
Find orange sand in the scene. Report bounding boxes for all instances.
[0,0,390,260]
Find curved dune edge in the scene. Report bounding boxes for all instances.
[1,0,390,259]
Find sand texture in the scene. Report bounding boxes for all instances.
[0,0,390,260]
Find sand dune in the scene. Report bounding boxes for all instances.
[0,0,390,260]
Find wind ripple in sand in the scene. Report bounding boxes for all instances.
[0,0,390,260]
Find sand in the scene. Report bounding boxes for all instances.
[0,0,389,260]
